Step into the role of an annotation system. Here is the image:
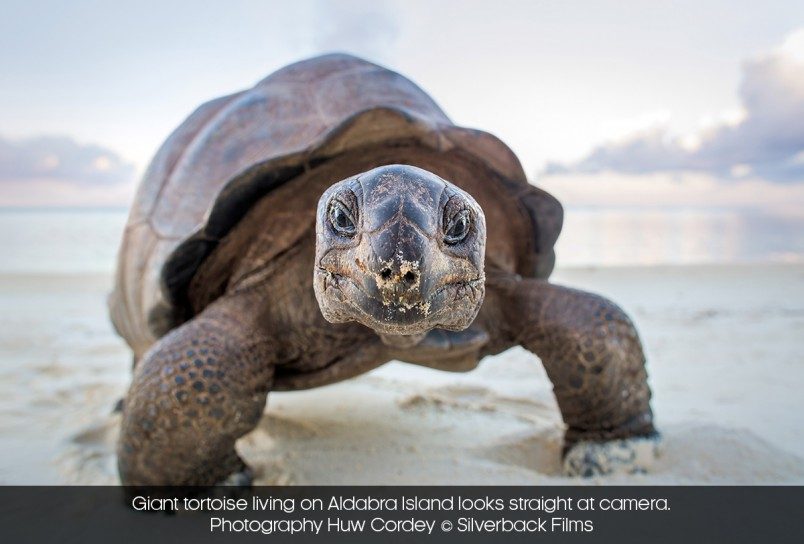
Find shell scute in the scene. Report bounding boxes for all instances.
[111,54,561,355]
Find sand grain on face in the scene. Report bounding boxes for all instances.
[2,265,803,484]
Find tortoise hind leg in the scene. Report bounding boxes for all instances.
[495,275,659,476]
[117,301,275,486]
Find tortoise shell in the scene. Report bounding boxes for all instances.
[109,54,562,357]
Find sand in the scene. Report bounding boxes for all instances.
[0,264,802,485]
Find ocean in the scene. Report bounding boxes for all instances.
[0,207,801,274]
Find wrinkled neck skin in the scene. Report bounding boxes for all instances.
[313,164,487,346]
[378,332,427,349]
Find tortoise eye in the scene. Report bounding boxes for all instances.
[329,200,356,236]
[444,209,471,245]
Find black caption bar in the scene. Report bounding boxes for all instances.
[1,486,801,543]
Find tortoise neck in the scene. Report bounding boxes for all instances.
[378,332,427,349]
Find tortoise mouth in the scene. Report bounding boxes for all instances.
[315,267,484,335]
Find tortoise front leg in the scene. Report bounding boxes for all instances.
[118,302,275,486]
[495,275,659,476]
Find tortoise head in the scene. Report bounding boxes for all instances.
[314,164,486,346]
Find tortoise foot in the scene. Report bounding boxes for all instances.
[563,434,662,477]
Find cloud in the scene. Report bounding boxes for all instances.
[0,135,136,186]
[309,0,399,63]
[0,135,136,206]
[539,171,804,218]
[543,29,804,183]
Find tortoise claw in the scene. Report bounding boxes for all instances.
[217,466,254,488]
[563,435,662,477]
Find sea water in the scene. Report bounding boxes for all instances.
[0,206,801,274]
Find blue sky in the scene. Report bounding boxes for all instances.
[1,0,803,208]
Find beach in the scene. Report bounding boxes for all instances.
[0,263,801,485]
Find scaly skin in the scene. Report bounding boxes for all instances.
[118,300,274,486]
[494,276,656,450]
[118,274,656,486]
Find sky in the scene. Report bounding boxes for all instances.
[0,0,803,210]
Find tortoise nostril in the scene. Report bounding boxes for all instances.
[378,268,418,286]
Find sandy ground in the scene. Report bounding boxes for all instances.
[0,264,802,485]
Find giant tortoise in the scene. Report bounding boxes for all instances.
[110,54,658,485]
